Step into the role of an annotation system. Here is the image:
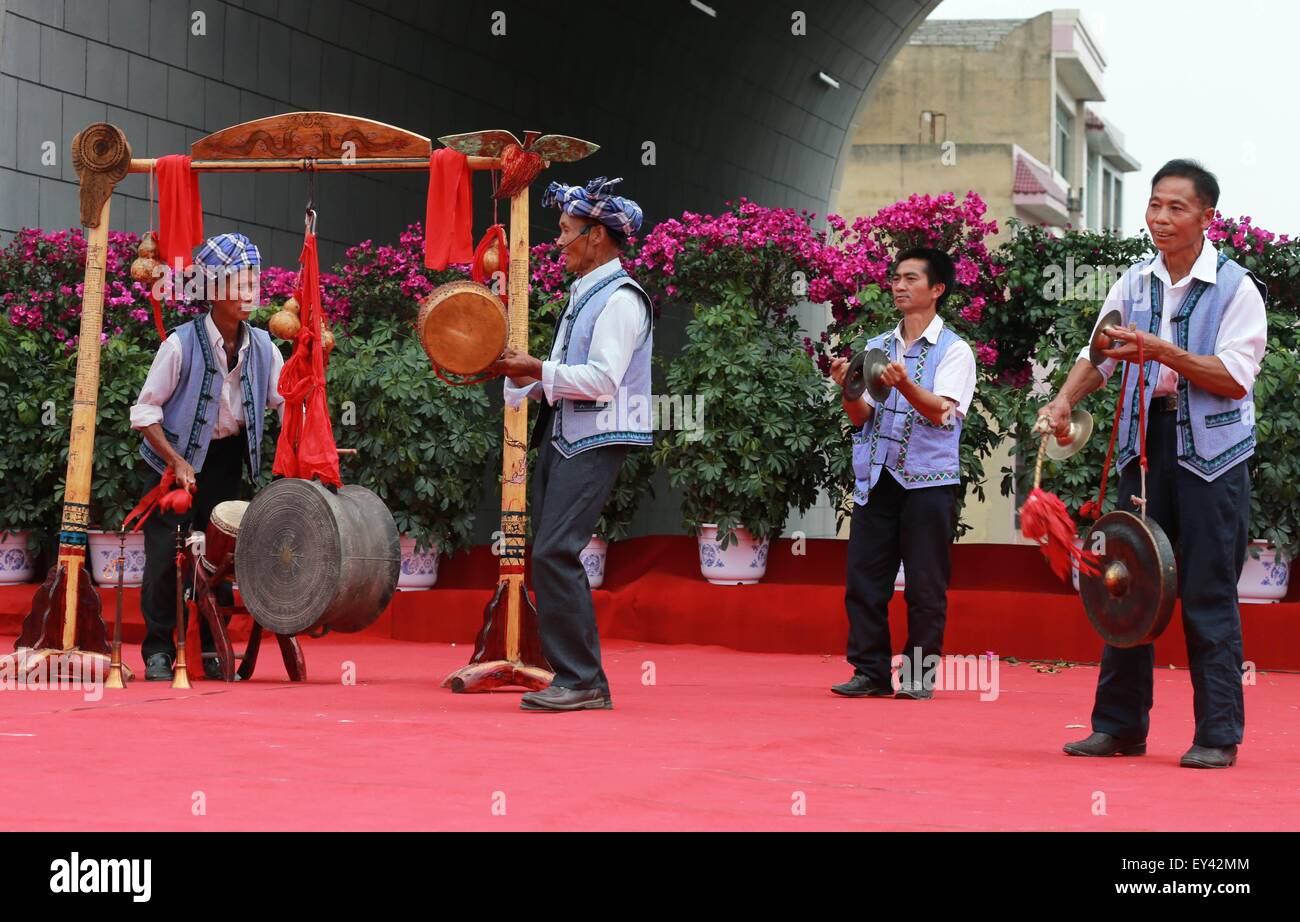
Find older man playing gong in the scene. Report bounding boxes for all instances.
[491,178,652,712]
[1041,160,1267,768]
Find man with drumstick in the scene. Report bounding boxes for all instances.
[131,233,284,680]
[492,177,652,712]
[829,247,976,700]
[1040,160,1266,768]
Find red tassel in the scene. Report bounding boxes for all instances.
[496,143,545,199]
[1021,487,1100,581]
[122,467,193,531]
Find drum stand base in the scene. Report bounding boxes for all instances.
[0,647,127,684]
[4,561,126,684]
[193,555,305,682]
[442,577,554,693]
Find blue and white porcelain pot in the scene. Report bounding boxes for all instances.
[1238,541,1291,604]
[87,531,147,587]
[697,524,770,585]
[581,535,608,589]
[0,531,35,585]
[398,535,440,590]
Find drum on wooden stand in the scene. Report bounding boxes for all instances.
[234,478,400,636]
[417,280,508,383]
[200,500,247,577]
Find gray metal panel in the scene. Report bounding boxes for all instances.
[2,11,40,81]
[66,0,112,43]
[40,25,85,95]
[86,40,129,107]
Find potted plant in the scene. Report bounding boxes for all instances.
[40,336,159,586]
[1206,216,1300,601]
[326,317,499,589]
[0,323,61,582]
[636,201,854,583]
[581,446,658,589]
[655,299,836,584]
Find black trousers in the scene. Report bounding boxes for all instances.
[1090,408,1249,748]
[844,471,959,687]
[530,417,628,692]
[140,432,249,663]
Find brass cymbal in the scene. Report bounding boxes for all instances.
[1044,408,1094,461]
[1088,308,1123,366]
[844,348,892,403]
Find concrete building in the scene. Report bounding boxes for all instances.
[837,10,1140,238]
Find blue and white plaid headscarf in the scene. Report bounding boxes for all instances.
[188,232,261,306]
[541,177,643,236]
[194,232,261,278]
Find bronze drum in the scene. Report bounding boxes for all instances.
[417,279,508,376]
[234,478,400,636]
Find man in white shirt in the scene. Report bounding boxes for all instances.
[130,233,284,680]
[1042,160,1267,768]
[829,247,977,700]
[491,178,652,711]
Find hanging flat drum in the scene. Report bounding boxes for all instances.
[234,478,400,636]
[417,280,508,376]
[1079,511,1178,648]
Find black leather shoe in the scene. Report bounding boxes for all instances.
[895,681,934,700]
[1063,732,1146,757]
[144,653,173,682]
[202,656,224,681]
[520,686,612,711]
[831,674,893,698]
[1180,744,1237,769]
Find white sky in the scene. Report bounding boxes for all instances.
[927,0,1295,237]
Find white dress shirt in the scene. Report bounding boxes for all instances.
[863,314,978,417]
[504,256,651,409]
[1076,238,1267,395]
[131,312,285,437]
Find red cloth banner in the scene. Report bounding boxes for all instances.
[272,232,341,487]
[150,155,204,340]
[424,148,473,270]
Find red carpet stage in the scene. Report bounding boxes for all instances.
[6,537,1297,669]
[0,635,1296,831]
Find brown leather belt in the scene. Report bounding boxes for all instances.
[1151,394,1178,413]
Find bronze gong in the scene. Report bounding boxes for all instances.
[1079,510,1178,648]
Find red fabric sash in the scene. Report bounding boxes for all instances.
[424,148,473,270]
[151,155,204,340]
[272,232,341,487]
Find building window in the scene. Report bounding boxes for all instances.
[1113,176,1123,232]
[1056,99,1073,178]
[1101,167,1113,231]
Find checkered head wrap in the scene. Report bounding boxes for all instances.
[194,232,261,279]
[541,176,643,236]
